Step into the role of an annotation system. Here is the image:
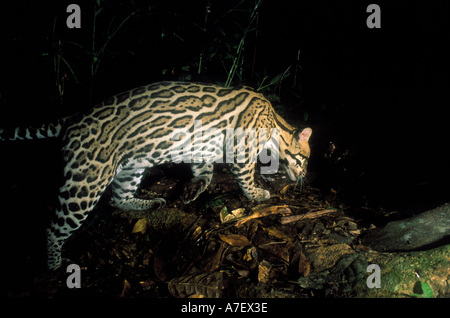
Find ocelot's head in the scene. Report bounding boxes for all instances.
[281,127,312,183]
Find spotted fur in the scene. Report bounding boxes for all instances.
[0,82,312,270]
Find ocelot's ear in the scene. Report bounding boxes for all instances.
[297,128,312,142]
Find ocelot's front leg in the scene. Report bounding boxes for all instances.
[110,167,166,210]
[230,162,270,202]
[182,163,214,204]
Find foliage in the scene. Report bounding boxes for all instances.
[407,281,433,298]
[36,0,305,110]
[43,1,146,104]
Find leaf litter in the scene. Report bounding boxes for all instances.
[22,167,377,298]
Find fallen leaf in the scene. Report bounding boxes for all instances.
[236,269,250,278]
[203,242,227,272]
[308,244,354,272]
[243,246,257,262]
[132,218,148,234]
[219,234,251,247]
[119,279,132,298]
[168,272,224,298]
[235,205,292,227]
[295,251,311,276]
[191,226,203,241]
[280,185,292,195]
[259,243,290,264]
[188,294,206,298]
[219,206,229,223]
[262,226,293,241]
[221,207,246,223]
[258,261,271,283]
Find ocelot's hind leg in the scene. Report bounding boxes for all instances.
[182,163,214,204]
[47,177,111,270]
[109,167,166,210]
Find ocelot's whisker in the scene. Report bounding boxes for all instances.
[293,176,304,193]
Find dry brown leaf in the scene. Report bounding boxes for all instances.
[119,279,132,298]
[203,242,227,272]
[131,218,148,234]
[262,226,293,241]
[297,251,311,276]
[258,261,271,283]
[235,205,292,227]
[308,244,354,272]
[219,234,251,247]
[221,208,246,223]
[243,246,257,262]
[236,269,250,278]
[280,185,292,195]
[168,272,224,298]
[191,226,203,241]
[188,294,206,298]
[259,243,290,264]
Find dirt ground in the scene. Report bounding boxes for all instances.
[7,163,449,298]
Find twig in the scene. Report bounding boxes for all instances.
[235,205,292,227]
[280,209,338,224]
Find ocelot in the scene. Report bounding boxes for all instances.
[0,81,312,270]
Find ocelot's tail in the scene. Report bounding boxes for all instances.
[0,117,67,141]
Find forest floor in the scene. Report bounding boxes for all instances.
[8,163,449,298]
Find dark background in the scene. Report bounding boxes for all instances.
[1,0,449,215]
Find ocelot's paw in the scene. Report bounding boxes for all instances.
[110,197,166,210]
[247,188,271,202]
[150,198,166,209]
[181,177,209,204]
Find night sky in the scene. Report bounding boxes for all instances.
[1,0,449,210]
